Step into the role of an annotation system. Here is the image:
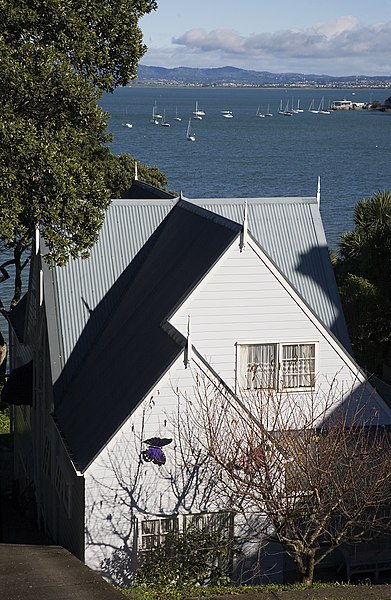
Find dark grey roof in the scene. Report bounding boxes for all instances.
[50,196,350,381]
[43,192,352,471]
[7,293,28,343]
[52,200,241,471]
[122,180,176,199]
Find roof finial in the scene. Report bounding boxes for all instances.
[316,176,321,206]
[239,200,248,252]
[184,314,192,368]
[134,161,138,181]
[35,224,40,255]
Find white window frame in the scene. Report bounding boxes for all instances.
[139,516,179,552]
[138,511,233,556]
[236,342,317,392]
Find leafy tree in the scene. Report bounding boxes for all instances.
[334,191,391,378]
[0,0,165,354]
[338,274,391,377]
[102,153,168,200]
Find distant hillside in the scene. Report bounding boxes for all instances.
[135,65,390,87]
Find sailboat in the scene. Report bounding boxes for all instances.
[295,99,304,113]
[291,98,299,114]
[221,110,233,118]
[278,99,285,115]
[256,105,265,118]
[283,100,293,116]
[308,99,319,114]
[193,101,204,119]
[150,105,159,124]
[161,110,170,127]
[186,117,195,142]
[153,101,162,119]
[174,107,182,121]
[265,104,273,117]
[319,97,331,114]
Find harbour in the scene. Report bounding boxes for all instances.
[100,86,391,252]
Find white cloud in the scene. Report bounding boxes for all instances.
[163,17,391,75]
[173,28,246,54]
[315,15,359,37]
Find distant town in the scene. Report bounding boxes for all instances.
[135,64,391,89]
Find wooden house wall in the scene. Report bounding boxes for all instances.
[84,235,391,579]
[84,355,212,574]
[169,239,390,421]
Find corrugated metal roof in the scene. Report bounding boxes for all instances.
[45,192,351,470]
[53,200,241,471]
[52,194,350,385]
[187,197,349,351]
[54,200,176,383]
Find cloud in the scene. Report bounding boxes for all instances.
[173,28,246,54]
[172,16,391,64]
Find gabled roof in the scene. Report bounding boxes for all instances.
[187,196,350,351]
[122,180,176,200]
[7,293,28,344]
[42,192,351,470]
[48,195,350,383]
[51,200,241,471]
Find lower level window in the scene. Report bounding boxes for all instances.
[139,511,233,554]
[140,516,178,551]
[239,342,316,391]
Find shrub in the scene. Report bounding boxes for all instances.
[134,527,236,590]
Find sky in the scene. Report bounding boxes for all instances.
[139,0,391,76]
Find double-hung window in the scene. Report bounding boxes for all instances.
[140,516,179,553]
[238,342,316,391]
[281,343,316,389]
[139,512,233,556]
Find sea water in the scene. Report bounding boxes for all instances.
[1,86,390,316]
[100,85,391,251]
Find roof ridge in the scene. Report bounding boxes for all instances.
[177,199,242,233]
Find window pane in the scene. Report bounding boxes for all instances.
[161,517,179,534]
[183,512,233,538]
[141,520,159,535]
[282,344,315,388]
[240,344,276,389]
[141,520,159,550]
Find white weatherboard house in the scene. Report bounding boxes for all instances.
[5,186,391,584]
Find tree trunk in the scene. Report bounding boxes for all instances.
[301,550,316,587]
[0,331,6,377]
[11,244,23,307]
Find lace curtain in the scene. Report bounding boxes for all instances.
[240,344,276,389]
[240,343,315,390]
[281,343,315,388]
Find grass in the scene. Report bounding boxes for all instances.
[0,409,10,435]
[0,403,12,449]
[118,581,364,600]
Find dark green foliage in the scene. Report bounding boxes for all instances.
[101,546,134,588]
[338,191,391,296]
[0,0,164,307]
[338,274,391,376]
[0,406,10,435]
[1,0,158,92]
[335,191,391,378]
[103,153,168,199]
[134,528,235,589]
